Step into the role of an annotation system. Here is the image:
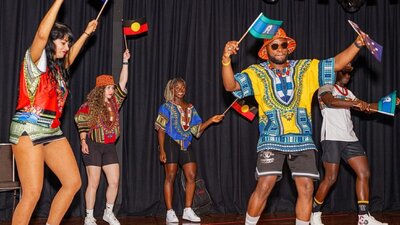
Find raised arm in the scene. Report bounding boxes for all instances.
[334,34,365,72]
[119,49,131,90]
[31,0,64,64]
[221,41,241,91]
[66,20,98,67]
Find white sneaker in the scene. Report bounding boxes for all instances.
[84,216,97,225]
[166,209,179,223]
[358,213,388,225]
[310,212,324,225]
[182,208,201,222]
[103,210,121,225]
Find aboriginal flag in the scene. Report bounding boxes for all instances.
[231,97,258,121]
[123,18,148,36]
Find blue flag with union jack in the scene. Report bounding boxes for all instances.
[348,20,383,62]
[249,13,283,39]
[378,91,397,116]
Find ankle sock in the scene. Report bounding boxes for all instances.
[245,213,260,225]
[86,209,94,218]
[105,203,114,213]
[358,200,369,215]
[296,218,310,225]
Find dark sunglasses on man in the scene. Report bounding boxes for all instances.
[270,42,288,50]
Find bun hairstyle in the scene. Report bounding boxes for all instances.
[163,77,186,102]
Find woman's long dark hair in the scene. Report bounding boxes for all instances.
[44,22,74,84]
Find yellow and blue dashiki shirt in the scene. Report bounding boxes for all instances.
[155,101,202,150]
[233,58,335,152]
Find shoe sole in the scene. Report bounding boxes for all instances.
[182,216,201,222]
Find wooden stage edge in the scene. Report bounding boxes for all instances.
[1,211,399,225]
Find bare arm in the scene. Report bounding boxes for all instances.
[198,114,224,134]
[119,49,131,90]
[66,20,98,67]
[221,41,241,91]
[334,34,365,72]
[157,129,167,163]
[321,92,369,111]
[79,132,89,154]
[31,0,64,64]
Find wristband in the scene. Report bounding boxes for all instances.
[221,59,231,66]
[123,61,129,65]
[354,41,362,49]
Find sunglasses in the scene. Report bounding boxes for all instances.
[270,42,288,50]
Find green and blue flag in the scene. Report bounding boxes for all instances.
[249,13,282,39]
[378,91,397,116]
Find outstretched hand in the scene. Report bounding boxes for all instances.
[223,41,239,59]
[353,99,369,111]
[85,20,98,35]
[123,49,130,62]
[211,114,225,123]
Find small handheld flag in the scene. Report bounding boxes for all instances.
[123,18,148,36]
[377,91,397,116]
[231,97,258,121]
[348,20,383,62]
[249,13,283,39]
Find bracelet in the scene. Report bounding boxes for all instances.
[80,138,86,142]
[354,41,362,49]
[122,62,129,65]
[221,59,231,66]
[83,32,91,37]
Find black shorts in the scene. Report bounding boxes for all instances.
[321,140,366,164]
[256,150,320,181]
[82,138,119,167]
[164,136,196,166]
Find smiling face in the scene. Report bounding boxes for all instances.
[171,81,186,100]
[52,35,71,59]
[104,85,115,101]
[267,38,289,65]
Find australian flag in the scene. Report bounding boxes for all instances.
[378,91,397,116]
[348,20,383,62]
[249,13,282,39]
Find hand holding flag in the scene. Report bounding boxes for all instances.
[348,20,383,62]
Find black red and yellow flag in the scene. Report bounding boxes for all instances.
[231,97,258,121]
[123,18,148,36]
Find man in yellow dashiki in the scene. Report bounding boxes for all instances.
[221,28,366,225]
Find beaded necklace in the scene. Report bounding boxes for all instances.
[267,61,290,77]
[334,84,348,96]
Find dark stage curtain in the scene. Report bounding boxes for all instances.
[1,0,400,221]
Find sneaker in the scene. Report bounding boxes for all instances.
[310,212,324,225]
[103,210,121,225]
[358,213,388,225]
[84,216,97,225]
[182,208,201,222]
[166,209,179,223]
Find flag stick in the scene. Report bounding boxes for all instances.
[223,98,239,115]
[124,34,128,50]
[237,12,263,45]
[95,0,109,21]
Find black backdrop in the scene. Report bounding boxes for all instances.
[1,0,399,220]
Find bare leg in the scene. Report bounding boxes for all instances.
[314,162,340,202]
[11,136,44,225]
[85,166,102,210]
[247,175,277,216]
[44,139,82,225]
[294,177,314,221]
[347,156,370,201]
[164,163,178,209]
[182,162,197,207]
[102,163,120,205]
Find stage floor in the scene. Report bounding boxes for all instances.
[1,211,399,225]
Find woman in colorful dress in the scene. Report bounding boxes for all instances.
[9,0,98,224]
[75,49,130,225]
[155,77,224,223]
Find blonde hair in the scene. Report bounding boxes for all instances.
[163,77,186,102]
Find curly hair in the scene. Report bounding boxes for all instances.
[86,87,108,126]
[45,22,74,84]
[163,77,186,102]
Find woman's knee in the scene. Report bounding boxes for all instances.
[63,175,82,192]
[22,188,42,204]
[165,172,176,183]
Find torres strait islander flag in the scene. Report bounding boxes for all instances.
[249,13,283,39]
[378,91,397,116]
[232,97,258,121]
[123,18,148,36]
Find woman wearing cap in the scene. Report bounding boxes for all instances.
[155,78,224,223]
[221,28,366,225]
[310,63,398,225]
[9,0,97,224]
[75,49,130,225]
